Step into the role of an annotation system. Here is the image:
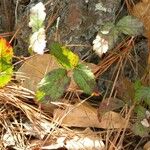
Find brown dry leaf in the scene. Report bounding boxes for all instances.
[98,97,125,113]
[99,111,127,129]
[144,141,150,150]
[53,101,127,129]
[42,128,105,150]
[16,54,99,92]
[132,0,150,37]
[115,78,135,104]
[16,54,60,91]
[83,62,99,74]
[54,101,99,128]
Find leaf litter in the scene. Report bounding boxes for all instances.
[1,0,150,149]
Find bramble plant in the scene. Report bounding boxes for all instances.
[0,2,149,138]
[0,3,148,131]
[0,2,96,102]
[132,81,150,136]
[119,79,150,137]
[93,15,144,57]
[36,42,97,102]
[27,2,97,102]
[0,37,13,87]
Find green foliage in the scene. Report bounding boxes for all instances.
[116,16,143,36]
[0,62,13,88]
[101,22,115,34]
[36,68,70,102]
[134,81,150,106]
[36,43,97,102]
[134,105,147,119]
[99,15,143,50]
[132,122,150,137]
[0,37,13,88]
[131,81,150,137]
[50,42,79,69]
[73,64,97,95]
[116,79,150,137]
[107,29,120,49]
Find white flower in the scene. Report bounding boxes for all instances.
[146,110,150,118]
[141,119,150,128]
[141,110,150,128]
[29,28,46,55]
[95,2,107,12]
[101,30,109,35]
[29,2,46,28]
[93,34,109,57]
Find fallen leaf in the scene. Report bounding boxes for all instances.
[16,54,60,91]
[54,101,127,129]
[132,0,150,37]
[144,141,150,150]
[42,128,105,150]
[98,97,125,113]
[115,78,135,104]
[16,54,99,92]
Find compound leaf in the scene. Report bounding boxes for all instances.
[36,68,70,102]
[116,15,143,36]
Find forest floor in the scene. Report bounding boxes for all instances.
[0,0,150,150]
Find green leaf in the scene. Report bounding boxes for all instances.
[0,37,13,64]
[134,81,150,106]
[134,80,143,103]
[36,68,70,102]
[0,37,13,88]
[73,64,97,94]
[107,28,119,49]
[132,122,149,137]
[50,42,79,69]
[99,22,120,50]
[30,16,44,32]
[0,60,13,87]
[36,90,45,100]
[100,22,115,34]
[116,15,143,36]
[134,80,142,91]
[134,105,146,120]
[137,86,150,106]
